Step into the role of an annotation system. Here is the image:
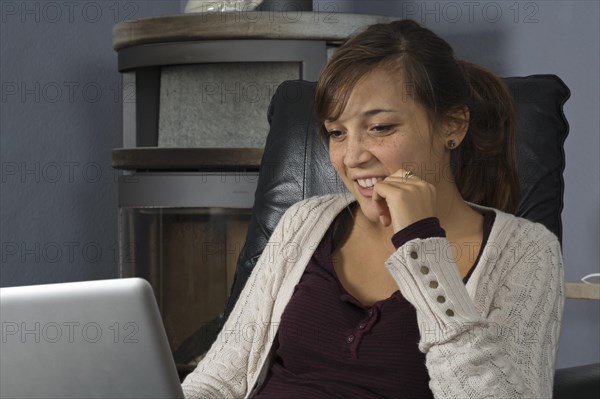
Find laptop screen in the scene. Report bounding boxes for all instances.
[1,278,184,399]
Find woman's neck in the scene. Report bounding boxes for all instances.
[435,183,482,237]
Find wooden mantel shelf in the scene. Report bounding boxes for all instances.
[112,12,398,50]
[112,147,263,171]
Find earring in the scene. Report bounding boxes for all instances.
[447,139,457,149]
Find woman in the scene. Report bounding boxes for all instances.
[182,20,564,398]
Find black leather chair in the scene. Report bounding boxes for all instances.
[181,76,600,396]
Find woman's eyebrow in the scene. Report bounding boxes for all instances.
[361,108,398,117]
[325,108,399,123]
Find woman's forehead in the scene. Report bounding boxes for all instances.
[331,69,416,122]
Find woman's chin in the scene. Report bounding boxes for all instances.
[354,201,384,226]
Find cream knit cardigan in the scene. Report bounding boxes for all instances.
[182,194,564,398]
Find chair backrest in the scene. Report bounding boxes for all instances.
[222,75,570,322]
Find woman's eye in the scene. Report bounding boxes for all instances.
[370,125,394,134]
[326,130,344,139]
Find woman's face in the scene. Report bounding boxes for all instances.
[324,68,451,224]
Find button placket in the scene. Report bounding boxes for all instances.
[361,306,378,333]
[345,305,381,359]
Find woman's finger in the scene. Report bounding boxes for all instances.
[371,183,392,227]
[372,171,437,233]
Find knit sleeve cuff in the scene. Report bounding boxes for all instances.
[391,217,446,249]
[385,237,486,352]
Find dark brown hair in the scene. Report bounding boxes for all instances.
[315,20,520,213]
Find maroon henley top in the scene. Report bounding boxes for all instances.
[255,210,495,398]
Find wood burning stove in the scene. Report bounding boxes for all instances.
[112,148,261,364]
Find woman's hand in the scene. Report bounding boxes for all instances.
[371,169,438,234]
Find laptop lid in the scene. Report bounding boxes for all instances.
[0,278,184,399]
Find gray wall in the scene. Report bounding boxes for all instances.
[0,0,180,286]
[1,0,598,369]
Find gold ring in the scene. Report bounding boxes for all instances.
[404,170,414,179]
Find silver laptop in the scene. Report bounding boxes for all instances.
[0,278,185,399]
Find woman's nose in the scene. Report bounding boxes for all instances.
[343,133,371,168]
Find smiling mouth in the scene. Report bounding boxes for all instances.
[356,177,384,188]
